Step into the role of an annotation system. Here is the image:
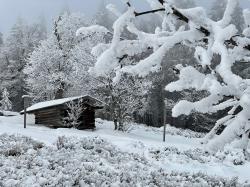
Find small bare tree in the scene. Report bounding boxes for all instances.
[92,73,150,131]
[64,99,85,128]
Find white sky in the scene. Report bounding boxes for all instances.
[0,0,249,36]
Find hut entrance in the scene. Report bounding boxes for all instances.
[63,104,96,130]
[78,106,95,130]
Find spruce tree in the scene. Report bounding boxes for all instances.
[0,88,12,111]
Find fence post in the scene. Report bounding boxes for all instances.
[22,95,30,129]
[162,67,167,142]
[163,99,166,142]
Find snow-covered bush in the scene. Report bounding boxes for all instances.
[80,0,250,152]
[0,134,44,156]
[149,146,247,166]
[0,134,245,186]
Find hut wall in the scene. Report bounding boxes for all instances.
[31,98,102,130]
[34,107,63,128]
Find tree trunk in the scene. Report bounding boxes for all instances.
[118,120,124,131]
[55,82,65,99]
[114,118,118,130]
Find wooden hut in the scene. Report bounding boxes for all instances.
[20,95,104,130]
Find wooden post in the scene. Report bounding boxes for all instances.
[162,67,166,142]
[24,107,27,129]
[163,99,166,142]
[22,95,30,129]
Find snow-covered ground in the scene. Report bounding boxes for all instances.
[0,115,249,186]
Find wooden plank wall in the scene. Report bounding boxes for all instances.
[34,104,97,129]
[34,107,63,128]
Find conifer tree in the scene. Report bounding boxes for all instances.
[0,88,12,111]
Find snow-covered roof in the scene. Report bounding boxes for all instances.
[0,110,20,116]
[21,95,104,113]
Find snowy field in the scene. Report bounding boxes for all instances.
[0,115,250,186]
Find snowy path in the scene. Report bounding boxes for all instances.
[0,115,250,183]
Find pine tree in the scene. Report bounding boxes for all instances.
[0,88,12,111]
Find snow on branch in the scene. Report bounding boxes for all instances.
[76,25,109,38]
[88,0,249,78]
[163,0,250,152]
[79,0,250,153]
[131,0,250,51]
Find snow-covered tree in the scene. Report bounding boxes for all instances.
[24,13,104,102]
[69,25,109,97]
[0,17,47,111]
[92,73,151,131]
[77,23,151,131]
[82,0,250,152]
[0,88,12,111]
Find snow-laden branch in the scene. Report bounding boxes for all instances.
[77,0,250,152]
[163,0,250,152]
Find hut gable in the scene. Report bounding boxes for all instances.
[21,95,104,130]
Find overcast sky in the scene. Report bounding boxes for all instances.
[0,0,250,36]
